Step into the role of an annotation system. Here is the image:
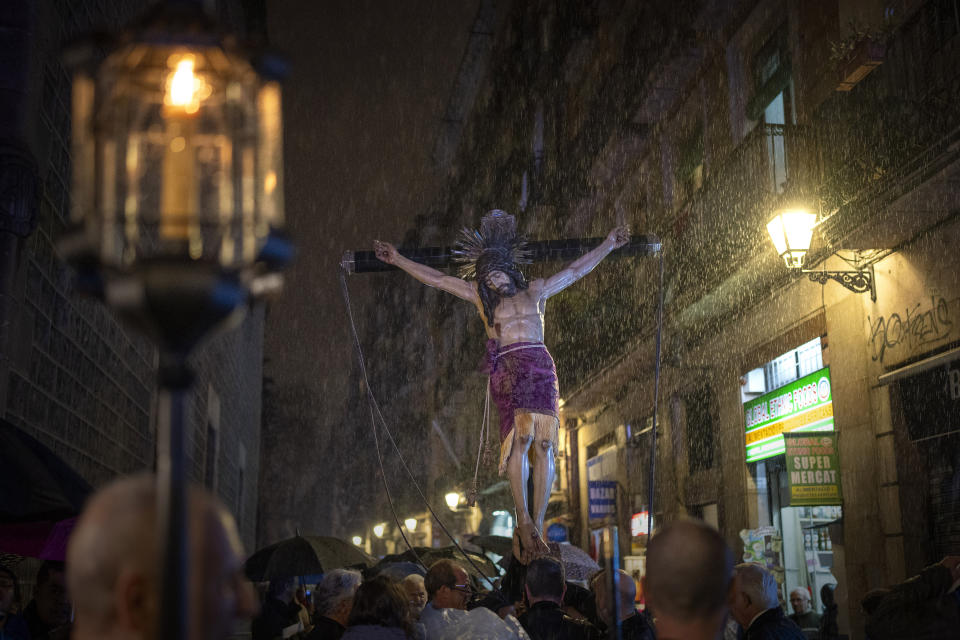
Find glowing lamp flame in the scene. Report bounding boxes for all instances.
[767,210,816,269]
[165,56,209,114]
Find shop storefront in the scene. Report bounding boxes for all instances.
[739,337,843,615]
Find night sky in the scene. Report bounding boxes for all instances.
[265,0,478,389]
[260,0,480,536]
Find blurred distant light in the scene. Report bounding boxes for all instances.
[373,523,386,538]
[445,492,461,510]
[404,518,418,532]
[351,536,363,546]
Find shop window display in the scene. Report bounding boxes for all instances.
[741,337,841,614]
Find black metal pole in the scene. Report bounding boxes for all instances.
[157,358,193,640]
[341,235,661,273]
[603,525,622,640]
[647,251,664,538]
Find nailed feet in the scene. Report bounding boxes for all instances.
[514,522,551,565]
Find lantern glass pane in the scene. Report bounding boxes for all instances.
[257,81,284,229]
[780,210,816,254]
[70,72,96,229]
[81,41,270,271]
[766,215,788,256]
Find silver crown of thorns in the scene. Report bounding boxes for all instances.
[452,210,532,280]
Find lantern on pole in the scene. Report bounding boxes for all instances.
[63,1,291,637]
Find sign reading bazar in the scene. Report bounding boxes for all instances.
[588,481,617,521]
[743,366,834,463]
[783,432,842,506]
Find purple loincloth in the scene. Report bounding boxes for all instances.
[482,339,559,441]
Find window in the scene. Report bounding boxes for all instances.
[685,385,715,472]
[676,125,704,204]
[237,442,246,527]
[204,386,220,490]
[764,337,823,391]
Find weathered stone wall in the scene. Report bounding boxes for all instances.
[0,0,265,552]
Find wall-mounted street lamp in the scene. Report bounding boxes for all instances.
[766,209,876,302]
[445,491,463,510]
[404,518,418,532]
[373,523,387,538]
[62,3,291,638]
[352,536,363,546]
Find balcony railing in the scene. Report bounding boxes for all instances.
[816,0,960,241]
[664,122,818,299]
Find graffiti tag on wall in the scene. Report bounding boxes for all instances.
[868,296,953,363]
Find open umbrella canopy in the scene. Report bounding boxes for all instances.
[245,535,374,581]
[555,543,600,582]
[379,545,498,584]
[466,534,512,557]
[0,419,92,524]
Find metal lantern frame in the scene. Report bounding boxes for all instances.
[62,2,291,638]
[766,209,876,302]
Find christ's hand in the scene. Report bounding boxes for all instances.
[373,240,398,264]
[607,225,630,249]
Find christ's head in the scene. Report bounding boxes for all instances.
[485,269,517,297]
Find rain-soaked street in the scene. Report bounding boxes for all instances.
[0,1,958,639]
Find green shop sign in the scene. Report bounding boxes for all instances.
[743,366,834,463]
[783,432,842,506]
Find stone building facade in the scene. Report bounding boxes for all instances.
[358,0,958,637]
[0,0,267,550]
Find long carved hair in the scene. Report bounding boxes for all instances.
[476,251,529,327]
[453,210,531,327]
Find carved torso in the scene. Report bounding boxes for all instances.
[477,279,547,344]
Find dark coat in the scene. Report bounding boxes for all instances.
[620,610,656,640]
[787,610,821,632]
[341,624,409,640]
[744,607,805,640]
[305,615,346,640]
[864,563,960,640]
[0,613,31,640]
[518,601,601,640]
[252,597,301,640]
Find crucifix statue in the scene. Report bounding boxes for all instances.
[374,210,628,562]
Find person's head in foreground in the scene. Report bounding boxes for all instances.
[401,574,427,618]
[789,587,812,615]
[591,569,637,625]
[346,576,414,637]
[642,519,734,640]
[66,473,257,640]
[424,560,471,610]
[524,556,566,605]
[729,563,780,629]
[313,569,362,627]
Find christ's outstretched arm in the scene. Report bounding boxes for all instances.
[540,225,629,297]
[373,240,479,303]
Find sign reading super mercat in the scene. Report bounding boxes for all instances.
[743,366,834,463]
[784,432,842,506]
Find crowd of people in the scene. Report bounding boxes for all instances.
[1,475,958,639]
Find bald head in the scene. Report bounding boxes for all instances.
[644,519,733,621]
[67,474,257,640]
[591,569,637,623]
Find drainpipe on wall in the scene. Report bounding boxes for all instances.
[0,0,40,413]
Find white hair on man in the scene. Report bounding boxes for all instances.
[313,569,362,616]
[734,563,779,609]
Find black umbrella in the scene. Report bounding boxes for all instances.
[380,545,498,583]
[244,535,375,581]
[0,419,92,523]
[466,534,513,557]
